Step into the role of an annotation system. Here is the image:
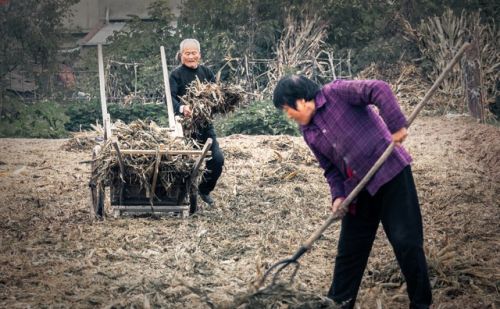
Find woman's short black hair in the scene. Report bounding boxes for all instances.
[273,75,320,110]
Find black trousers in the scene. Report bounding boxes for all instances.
[192,126,224,195]
[328,166,432,309]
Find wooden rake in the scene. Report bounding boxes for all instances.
[258,42,471,287]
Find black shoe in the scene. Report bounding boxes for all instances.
[199,193,214,205]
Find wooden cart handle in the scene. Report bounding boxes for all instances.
[191,138,213,178]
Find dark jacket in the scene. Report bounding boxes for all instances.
[169,64,216,115]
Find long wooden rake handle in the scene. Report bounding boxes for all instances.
[261,42,471,284]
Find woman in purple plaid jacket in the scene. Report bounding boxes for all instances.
[273,75,432,309]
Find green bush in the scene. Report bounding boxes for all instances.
[109,103,168,126]
[64,99,101,131]
[1,98,297,138]
[215,100,299,136]
[0,99,69,138]
[64,100,169,131]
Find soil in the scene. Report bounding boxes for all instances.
[0,115,499,308]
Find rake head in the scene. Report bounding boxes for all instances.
[257,246,308,288]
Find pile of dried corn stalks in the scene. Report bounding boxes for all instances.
[263,13,327,97]
[356,62,447,114]
[180,79,243,135]
[90,120,202,195]
[62,124,104,152]
[400,9,499,115]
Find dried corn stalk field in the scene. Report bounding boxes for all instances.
[0,115,499,308]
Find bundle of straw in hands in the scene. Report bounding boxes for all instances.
[180,78,243,134]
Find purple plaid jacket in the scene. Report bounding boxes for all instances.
[301,79,412,201]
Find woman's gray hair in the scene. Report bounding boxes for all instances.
[179,38,200,53]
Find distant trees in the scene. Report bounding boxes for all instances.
[106,1,178,62]
[176,0,283,62]
[1,0,496,93]
[102,1,179,101]
[0,0,78,97]
[174,0,498,70]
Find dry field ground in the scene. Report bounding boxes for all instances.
[0,115,499,308]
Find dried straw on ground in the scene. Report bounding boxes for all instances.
[180,79,243,135]
[0,115,499,308]
[91,120,202,194]
[62,124,104,152]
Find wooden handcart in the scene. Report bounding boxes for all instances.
[89,45,210,218]
[90,138,211,218]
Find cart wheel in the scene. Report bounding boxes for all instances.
[91,183,105,218]
[112,209,121,218]
[90,145,105,219]
[189,186,198,214]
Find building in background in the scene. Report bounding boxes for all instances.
[3,1,183,95]
[65,0,182,47]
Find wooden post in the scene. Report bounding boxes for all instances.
[347,49,352,78]
[105,113,112,140]
[327,51,336,80]
[160,46,176,130]
[112,138,125,205]
[461,38,484,123]
[150,144,164,202]
[111,138,125,181]
[191,138,212,178]
[97,44,110,139]
[245,55,251,92]
[174,116,184,138]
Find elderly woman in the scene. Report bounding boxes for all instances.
[273,75,432,309]
[168,38,223,206]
